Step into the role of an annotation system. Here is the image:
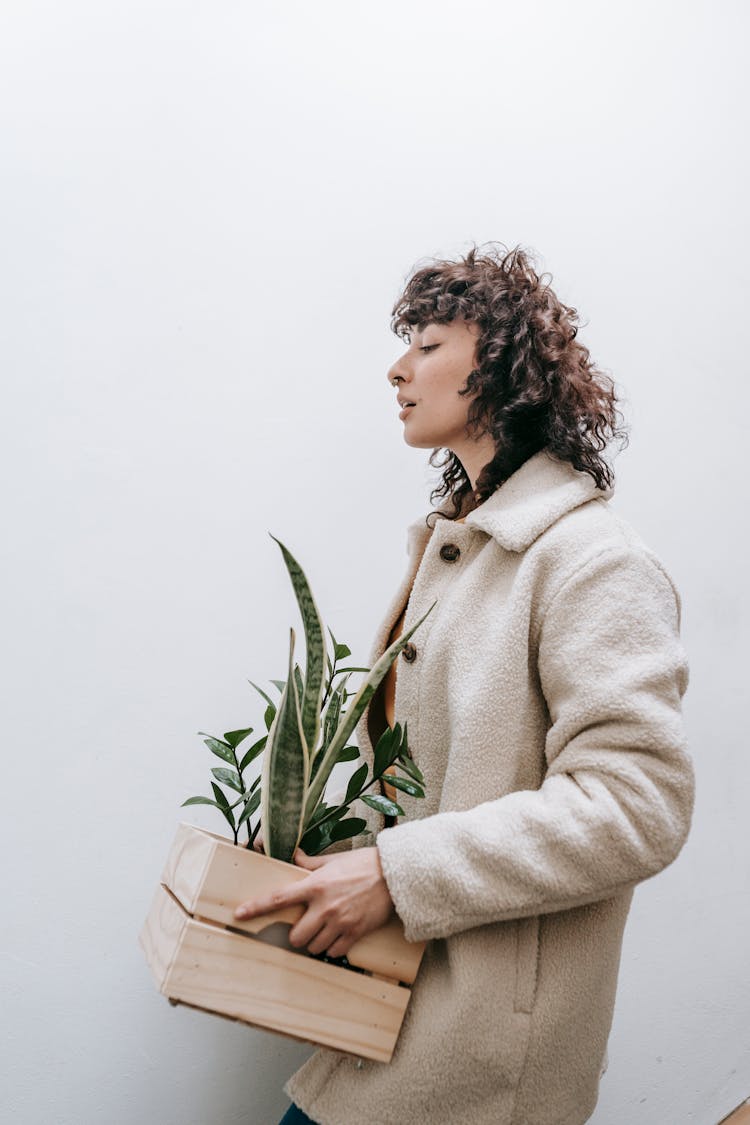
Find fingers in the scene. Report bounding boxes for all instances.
[325,934,356,959]
[298,922,345,957]
[292,848,328,869]
[234,881,308,921]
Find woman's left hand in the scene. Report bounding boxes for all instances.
[234,845,395,959]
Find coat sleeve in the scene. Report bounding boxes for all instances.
[374,546,695,943]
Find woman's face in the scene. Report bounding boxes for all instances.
[387,317,483,452]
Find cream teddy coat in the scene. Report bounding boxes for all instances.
[285,449,694,1125]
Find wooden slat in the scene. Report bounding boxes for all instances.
[164,822,425,984]
[158,889,411,1062]
[720,1102,750,1125]
[139,884,188,991]
[161,821,217,914]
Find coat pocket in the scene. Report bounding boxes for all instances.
[513,915,541,1014]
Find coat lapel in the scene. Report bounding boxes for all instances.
[447,449,613,552]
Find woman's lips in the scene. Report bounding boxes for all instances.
[399,404,415,419]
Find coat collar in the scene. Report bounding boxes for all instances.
[407,449,614,554]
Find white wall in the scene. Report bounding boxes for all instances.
[1,2,748,1123]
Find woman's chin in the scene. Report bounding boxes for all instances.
[402,427,435,449]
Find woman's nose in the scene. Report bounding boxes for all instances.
[387,352,410,386]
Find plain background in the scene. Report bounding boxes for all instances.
[2,2,748,1123]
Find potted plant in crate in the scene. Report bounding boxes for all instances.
[139,534,435,1063]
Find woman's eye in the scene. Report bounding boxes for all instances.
[420,344,439,353]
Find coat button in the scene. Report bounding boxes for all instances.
[439,543,461,562]
[401,642,417,662]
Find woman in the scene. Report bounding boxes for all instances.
[235,244,694,1125]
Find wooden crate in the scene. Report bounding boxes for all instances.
[139,822,426,1063]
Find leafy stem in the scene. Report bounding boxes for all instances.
[227,745,251,845]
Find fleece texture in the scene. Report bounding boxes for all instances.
[284,449,694,1125]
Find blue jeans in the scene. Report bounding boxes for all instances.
[278,1104,318,1124]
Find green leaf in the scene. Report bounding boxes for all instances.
[197,730,229,743]
[396,729,424,784]
[361,793,404,817]
[210,782,236,831]
[345,763,368,804]
[298,822,329,855]
[247,680,275,708]
[200,736,235,764]
[239,735,267,773]
[311,682,348,781]
[302,600,437,823]
[270,679,286,693]
[269,535,327,762]
[334,642,351,660]
[397,754,425,785]
[211,767,244,793]
[307,801,334,828]
[382,773,425,798]
[181,795,223,808]
[223,727,253,749]
[211,781,232,810]
[260,626,310,862]
[294,663,305,707]
[335,745,360,764]
[373,724,401,779]
[263,703,276,731]
[237,789,261,828]
[329,817,367,842]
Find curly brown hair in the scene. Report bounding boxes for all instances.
[390,242,628,522]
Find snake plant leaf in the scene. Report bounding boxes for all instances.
[270,679,286,693]
[223,727,253,749]
[361,793,404,817]
[311,743,359,786]
[260,627,310,862]
[302,599,437,824]
[201,737,235,764]
[239,734,267,774]
[311,676,348,779]
[294,663,305,708]
[381,773,425,798]
[211,767,244,793]
[269,535,327,762]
